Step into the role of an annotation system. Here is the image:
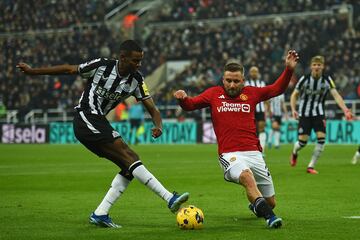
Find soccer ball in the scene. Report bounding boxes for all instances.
[176,205,204,230]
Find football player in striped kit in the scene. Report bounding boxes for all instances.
[17,40,189,228]
[290,55,353,174]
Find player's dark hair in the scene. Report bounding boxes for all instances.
[120,40,143,54]
[224,62,244,75]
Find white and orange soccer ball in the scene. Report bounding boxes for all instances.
[176,205,204,230]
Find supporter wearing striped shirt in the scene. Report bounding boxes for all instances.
[290,55,353,174]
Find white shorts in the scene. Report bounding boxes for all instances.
[219,151,275,198]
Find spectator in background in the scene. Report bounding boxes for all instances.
[128,102,145,144]
[114,102,128,121]
[0,97,6,119]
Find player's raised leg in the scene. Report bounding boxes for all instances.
[90,138,189,227]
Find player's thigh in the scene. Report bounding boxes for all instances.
[249,153,275,198]
[313,116,326,135]
[298,117,312,137]
[221,152,251,184]
[97,138,139,168]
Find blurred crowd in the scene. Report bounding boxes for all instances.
[148,15,360,112]
[155,0,356,22]
[0,0,123,33]
[0,24,122,120]
[0,0,359,121]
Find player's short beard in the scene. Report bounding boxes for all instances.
[225,85,243,98]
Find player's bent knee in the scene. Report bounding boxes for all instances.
[298,139,308,148]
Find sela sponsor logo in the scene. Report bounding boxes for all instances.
[95,85,125,101]
[1,124,46,143]
[217,101,250,113]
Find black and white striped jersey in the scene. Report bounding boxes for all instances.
[270,94,285,117]
[245,79,266,113]
[75,58,151,115]
[295,74,335,117]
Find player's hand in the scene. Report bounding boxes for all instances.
[16,62,34,75]
[285,50,299,70]
[292,110,299,119]
[344,109,353,121]
[151,127,162,138]
[174,90,187,100]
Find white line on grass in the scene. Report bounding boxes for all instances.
[342,216,360,219]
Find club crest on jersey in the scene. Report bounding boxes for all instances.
[240,94,248,101]
[230,156,236,162]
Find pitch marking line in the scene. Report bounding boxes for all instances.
[342,216,360,219]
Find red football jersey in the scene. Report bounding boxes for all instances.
[179,67,293,154]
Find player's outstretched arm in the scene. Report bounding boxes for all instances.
[330,88,353,120]
[174,89,210,111]
[258,50,299,101]
[16,62,78,75]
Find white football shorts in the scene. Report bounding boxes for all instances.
[219,151,275,197]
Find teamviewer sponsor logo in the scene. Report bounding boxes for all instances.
[1,124,47,143]
[217,102,251,113]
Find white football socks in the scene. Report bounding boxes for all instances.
[94,173,131,216]
[308,143,325,168]
[131,161,173,203]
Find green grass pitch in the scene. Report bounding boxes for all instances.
[1,144,360,240]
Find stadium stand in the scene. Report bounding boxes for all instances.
[0,0,124,32]
[153,0,357,21]
[0,0,359,122]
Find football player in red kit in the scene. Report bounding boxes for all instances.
[174,50,299,228]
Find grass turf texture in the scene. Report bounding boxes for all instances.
[0,144,359,240]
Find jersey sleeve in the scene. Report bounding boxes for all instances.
[295,76,305,91]
[179,87,213,111]
[327,76,336,89]
[78,58,108,79]
[254,67,294,102]
[133,81,151,101]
